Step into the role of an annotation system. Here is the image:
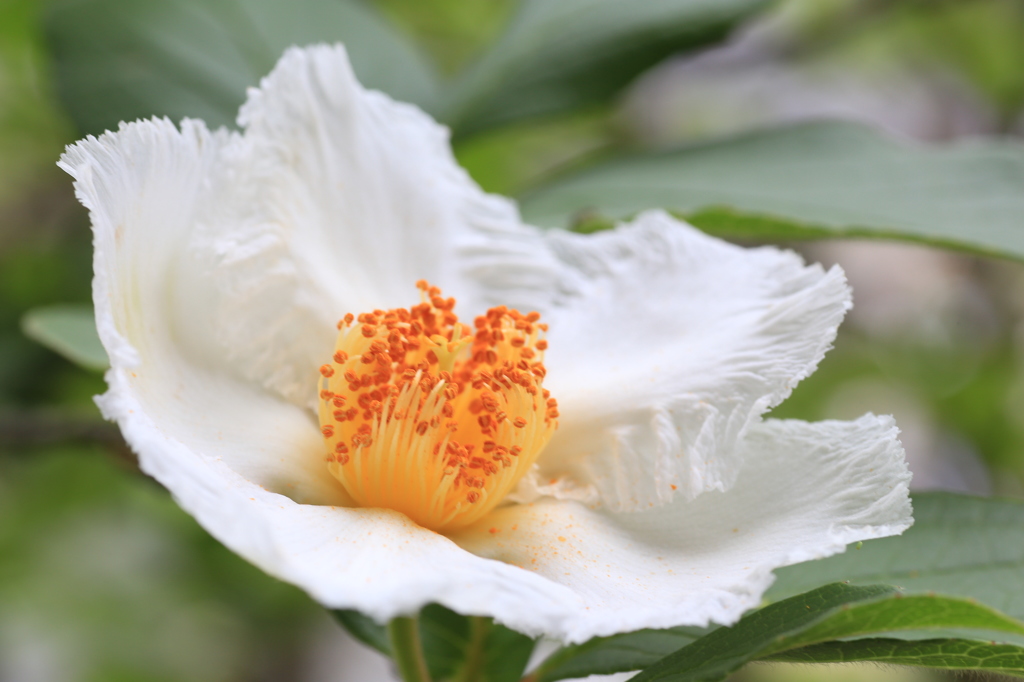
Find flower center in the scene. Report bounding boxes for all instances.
[316,281,558,531]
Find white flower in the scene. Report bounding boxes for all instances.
[59,44,912,644]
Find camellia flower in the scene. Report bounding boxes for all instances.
[60,45,912,643]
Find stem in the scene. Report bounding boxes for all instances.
[387,616,432,682]
[454,617,490,682]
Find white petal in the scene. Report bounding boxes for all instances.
[60,115,577,638]
[60,118,344,507]
[454,415,912,643]
[534,211,851,511]
[100,373,580,636]
[172,44,555,407]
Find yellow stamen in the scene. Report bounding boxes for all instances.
[317,281,558,531]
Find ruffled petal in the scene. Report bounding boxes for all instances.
[98,371,580,637]
[60,118,345,506]
[455,415,912,643]
[173,44,555,407]
[531,211,852,511]
[60,115,577,636]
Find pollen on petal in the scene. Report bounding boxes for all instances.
[316,282,557,531]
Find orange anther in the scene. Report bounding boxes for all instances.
[319,364,335,377]
[317,281,557,531]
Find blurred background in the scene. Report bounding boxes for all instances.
[1,0,1023,680]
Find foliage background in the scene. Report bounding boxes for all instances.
[1,0,1023,680]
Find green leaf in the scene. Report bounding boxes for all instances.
[519,121,1024,261]
[443,0,770,136]
[418,605,535,682]
[332,609,391,655]
[480,618,537,682]
[537,583,1024,682]
[760,594,1024,657]
[529,626,712,682]
[46,0,439,137]
[21,304,108,371]
[621,584,895,682]
[767,638,1024,676]
[769,493,1024,626]
[333,605,534,682]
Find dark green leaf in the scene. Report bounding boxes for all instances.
[332,609,391,655]
[767,638,1024,676]
[21,304,108,371]
[46,0,438,136]
[622,584,895,682]
[443,0,770,136]
[760,594,1024,657]
[419,603,471,680]
[540,583,1024,682]
[419,605,535,682]
[769,493,1024,626]
[481,619,537,682]
[530,626,712,682]
[332,605,534,682]
[520,121,1024,261]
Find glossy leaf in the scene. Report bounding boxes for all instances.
[529,626,712,682]
[769,493,1024,624]
[334,604,534,682]
[520,121,1024,261]
[46,0,438,136]
[767,638,1024,676]
[21,304,108,371]
[443,0,770,135]
[332,609,390,655]
[535,583,1024,682]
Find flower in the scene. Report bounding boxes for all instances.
[59,44,912,644]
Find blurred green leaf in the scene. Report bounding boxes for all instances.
[46,0,439,136]
[528,626,712,682]
[332,609,391,655]
[333,604,534,681]
[520,121,1024,261]
[766,638,1024,676]
[442,0,770,136]
[21,304,108,371]
[770,493,1024,627]
[533,583,1024,682]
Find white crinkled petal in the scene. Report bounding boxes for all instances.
[99,370,579,637]
[455,415,913,643]
[61,113,577,637]
[171,44,556,408]
[61,118,348,507]
[530,211,852,511]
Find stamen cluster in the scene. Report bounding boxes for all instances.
[317,281,557,531]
